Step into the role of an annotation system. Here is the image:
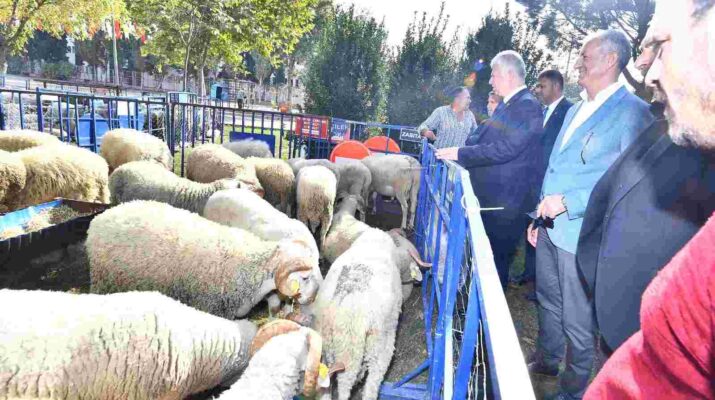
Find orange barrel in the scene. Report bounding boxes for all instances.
[329,140,372,163]
[364,136,401,154]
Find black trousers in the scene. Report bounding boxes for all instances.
[481,212,523,289]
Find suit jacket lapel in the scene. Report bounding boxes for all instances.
[559,87,629,154]
[607,124,673,216]
[550,101,582,161]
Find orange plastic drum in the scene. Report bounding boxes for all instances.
[364,136,401,154]
[329,140,372,163]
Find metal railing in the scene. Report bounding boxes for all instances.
[380,142,534,399]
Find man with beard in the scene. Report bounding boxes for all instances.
[575,28,715,357]
[584,0,715,397]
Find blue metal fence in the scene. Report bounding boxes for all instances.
[380,142,534,399]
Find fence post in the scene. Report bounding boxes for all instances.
[36,88,44,132]
[90,96,98,153]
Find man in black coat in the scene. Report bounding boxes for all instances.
[576,35,715,354]
[514,70,573,289]
[437,50,544,289]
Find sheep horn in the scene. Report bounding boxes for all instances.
[407,245,431,268]
[249,319,301,357]
[302,328,323,397]
[388,227,407,238]
[274,249,314,298]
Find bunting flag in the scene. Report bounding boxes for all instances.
[114,20,122,39]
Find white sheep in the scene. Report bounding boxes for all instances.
[109,160,241,214]
[323,195,430,299]
[0,143,109,212]
[86,200,320,319]
[203,188,322,314]
[219,319,344,399]
[247,157,296,215]
[223,138,273,158]
[186,143,264,196]
[361,154,421,230]
[0,129,60,151]
[309,228,423,400]
[0,149,25,213]
[99,128,173,173]
[334,159,372,221]
[0,289,257,399]
[296,165,337,250]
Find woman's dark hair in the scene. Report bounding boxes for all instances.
[446,86,468,102]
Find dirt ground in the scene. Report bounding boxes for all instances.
[0,211,547,399]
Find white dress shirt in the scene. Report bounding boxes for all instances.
[559,82,624,151]
[543,96,565,127]
[502,85,527,104]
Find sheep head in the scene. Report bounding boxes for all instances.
[388,229,431,284]
[249,319,343,397]
[272,239,319,304]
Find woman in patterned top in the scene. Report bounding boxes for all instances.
[418,87,478,149]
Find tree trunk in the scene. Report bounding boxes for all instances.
[286,55,296,108]
[0,46,9,74]
[183,44,192,92]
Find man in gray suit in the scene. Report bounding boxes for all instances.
[527,30,654,400]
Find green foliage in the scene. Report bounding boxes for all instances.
[387,2,460,126]
[41,61,75,80]
[26,31,68,63]
[463,4,553,115]
[0,0,125,72]
[304,5,389,121]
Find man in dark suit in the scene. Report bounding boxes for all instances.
[514,70,573,290]
[436,50,544,289]
[576,30,715,355]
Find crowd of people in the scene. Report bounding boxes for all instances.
[419,0,715,398]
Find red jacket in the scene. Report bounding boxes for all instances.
[585,212,715,399]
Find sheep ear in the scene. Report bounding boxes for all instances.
[329,362,346,377]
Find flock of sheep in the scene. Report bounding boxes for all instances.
[0,128,430,400]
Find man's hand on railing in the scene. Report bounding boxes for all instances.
[422,130,437,141]
[436,147,459,161]
[527,222,538,247]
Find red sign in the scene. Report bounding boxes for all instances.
[295,117,329,139]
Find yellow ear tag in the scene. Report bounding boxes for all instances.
[319,363,329,380]
[290,279,300,294]
[410,268,419,280]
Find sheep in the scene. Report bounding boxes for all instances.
[109,160,241,214]
[0,289,258,400]
[219,319,344,399]
[87,200,320,319]
[361,154,421,230]
[0,143,109,212]
[323,195,430,299]
[203,188,322,315]
[223,138,273,158]
[288,158,341,182]
[0,149,26,213]
[185,143,264,196]
[247,157,296,215]
[99,128,173,173]
[334,159,372,221]
[296,165,337,250]
[309,228,424,400]
[0,129,60,151]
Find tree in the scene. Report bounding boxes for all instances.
[304,5,389,121]
[516,0,655,97]
[26,31,68,63]
[252,51,272,86]
[463,5,554,116]
[0,0,125,73]
[130,0,318,93]
[386,2,460,126]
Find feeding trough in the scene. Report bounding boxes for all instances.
[0,198,108,264]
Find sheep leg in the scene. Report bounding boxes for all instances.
[361,330,397,400]
[319,213,332,252]
[336,361,362,400]
[396,191,409,230]
[408,181,419,230]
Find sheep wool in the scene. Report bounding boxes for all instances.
[0,129,60,151]
[296,166,337,249]
[246,157,296,214]
[0,143,109,212]
[361,154,421,230]
[322,195,369,264]
[0,150,26,213]
[311,228,403,400]
[334,159,372,220]
[185,143,263,195]
[109,160,239,214]
[100,128,173,172]
[87,200,317,319]
[0,289,257,400]
[222,139,273,158]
